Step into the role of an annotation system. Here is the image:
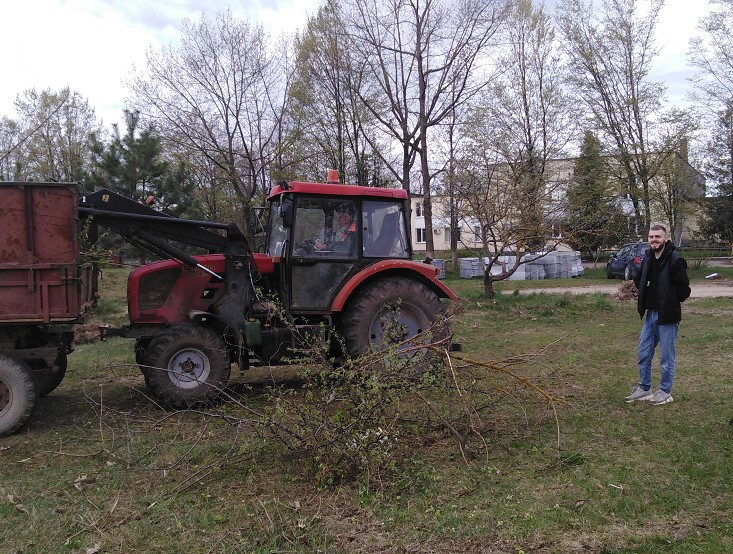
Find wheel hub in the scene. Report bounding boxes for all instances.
[370,304,423,349]
[179,358,196,374]
[167,348,211,389]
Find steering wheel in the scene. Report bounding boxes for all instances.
[299,239,316,254]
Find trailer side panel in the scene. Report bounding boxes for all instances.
[0,182,87,323]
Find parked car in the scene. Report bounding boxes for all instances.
[606,242,650,280]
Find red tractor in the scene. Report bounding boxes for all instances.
[1,175,457,435]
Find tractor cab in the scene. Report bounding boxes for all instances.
[262,177,414,314]
[265,182,410,260]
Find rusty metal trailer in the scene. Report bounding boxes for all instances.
[0,182,97,437]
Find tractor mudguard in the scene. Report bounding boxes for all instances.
[330,259,457,313]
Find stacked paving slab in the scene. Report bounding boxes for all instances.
[457,251,584,280]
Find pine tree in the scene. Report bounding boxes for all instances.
[565,131,629,260]
[85,110,203,263]
[86,110,201,217]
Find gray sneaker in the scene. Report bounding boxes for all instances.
[650,390,673,405]
[624,386,653,403]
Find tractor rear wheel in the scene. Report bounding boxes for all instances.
[140,325,230,409]
[339,277,448,360]
[0,354,38,438]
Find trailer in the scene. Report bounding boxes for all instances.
[0,182,97,436]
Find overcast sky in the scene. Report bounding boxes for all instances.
[0,0,321,127]
[0,0,713,130]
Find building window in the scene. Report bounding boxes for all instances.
[416,228,426,243]
[474,225,481,242]
[415,203,422,217]
[444,226,461,244]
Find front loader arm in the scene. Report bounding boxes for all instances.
[78,188,247,279]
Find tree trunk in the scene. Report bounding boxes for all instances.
[483,271,497,298]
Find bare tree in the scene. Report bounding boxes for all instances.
[453,0,574,296]
[286,0,385,185]
[454,147,568,296]
[688,0,733,113]
[343,0,507,256]
[0,116,21,180]
[688,0,733,247]
[557,0,693,240]
[4,88,100,182]
[128,10,286,229]
[440,96,466,271]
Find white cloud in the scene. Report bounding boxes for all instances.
[651,0,712,108]
[0,0,713,130]
[1,0,321,127]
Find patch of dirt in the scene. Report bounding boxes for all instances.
[74,322,101,344]
[616,280,638,301]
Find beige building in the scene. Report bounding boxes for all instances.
[410,198,483,253]
[409,150,704,253]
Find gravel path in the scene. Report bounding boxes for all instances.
[518,281,733,298]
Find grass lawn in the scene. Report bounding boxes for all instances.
[1,267,732,553]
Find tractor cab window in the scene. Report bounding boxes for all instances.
[362,200,409,258]
[266,198,289,257]
[292,197,358,259]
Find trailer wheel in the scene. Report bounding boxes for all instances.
[339,277,448,360]
[34,352,68,397]
[140,325,230,409]
[0,354,38,438]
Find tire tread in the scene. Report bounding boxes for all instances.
[0,354,38,438]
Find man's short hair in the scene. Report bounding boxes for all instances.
[650,224,667,234]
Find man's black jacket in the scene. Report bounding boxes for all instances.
[634,241,691,324]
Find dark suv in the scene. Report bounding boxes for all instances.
[606,242,650,280]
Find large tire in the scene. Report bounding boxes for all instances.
[606,263,614,279]
[134,337,152,366]
[339,277,448,360]
[0,354,38,438]
[140,325,230,409]
[33,352,67,397]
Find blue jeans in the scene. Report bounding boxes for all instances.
[637,310,679,394]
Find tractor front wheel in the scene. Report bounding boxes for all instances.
[140,325,230,409]
[0,354,38,438]
[339,277,448,360]
[135,337,152,366]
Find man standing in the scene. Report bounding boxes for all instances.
[624,224,691,406]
